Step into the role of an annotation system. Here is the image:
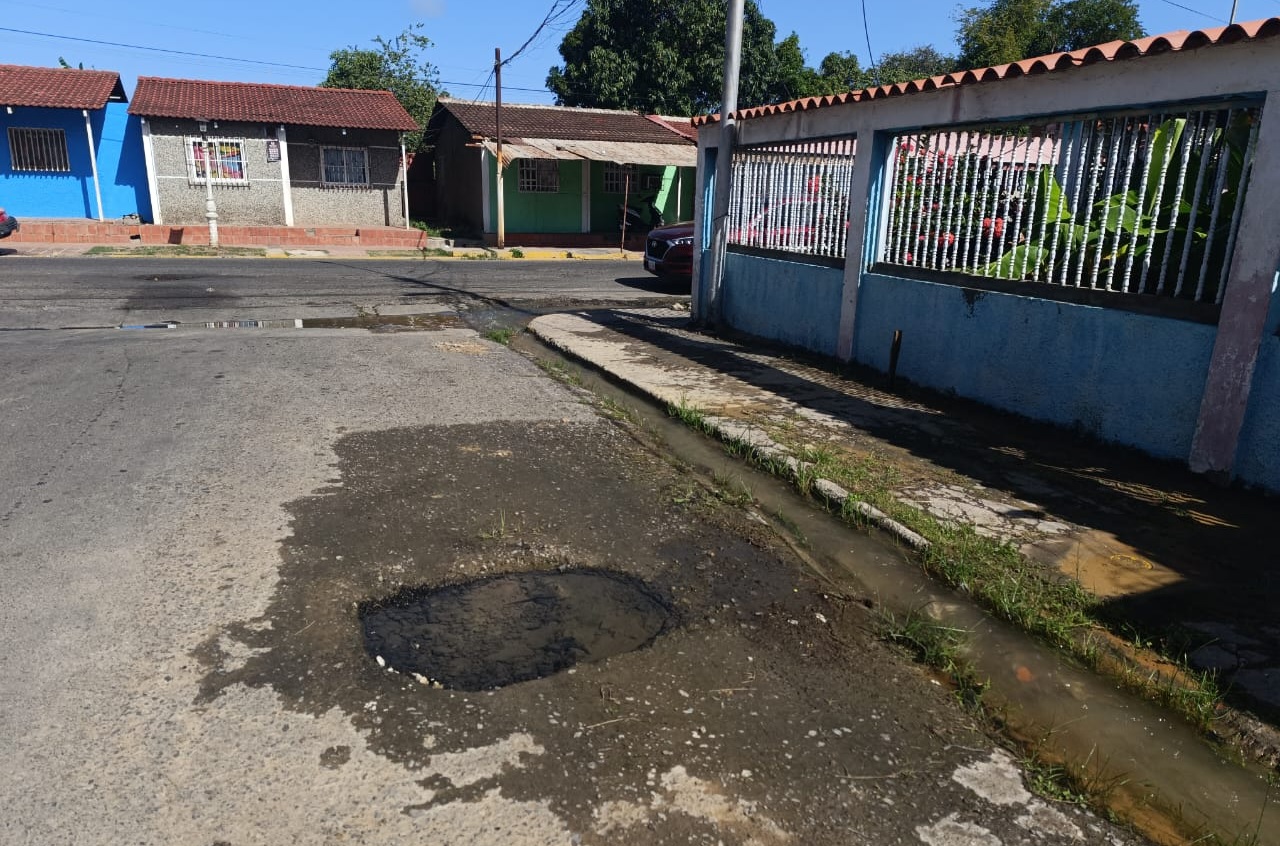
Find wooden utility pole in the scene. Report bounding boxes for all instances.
[495,47,505,249]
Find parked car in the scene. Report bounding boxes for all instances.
[0,209,19,239]
[644,221,694,281]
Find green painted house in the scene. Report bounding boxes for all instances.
[418,98,696,246]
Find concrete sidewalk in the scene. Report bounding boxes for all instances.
[0,218,646,262]
[2,241,643,262]
[529,307,1280,762]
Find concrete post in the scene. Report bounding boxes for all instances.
[1189,93,1280,479]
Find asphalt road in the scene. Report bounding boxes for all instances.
[0,256,688,329]
[0,260,1145,845]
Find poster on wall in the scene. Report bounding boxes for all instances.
[266,139,281,163]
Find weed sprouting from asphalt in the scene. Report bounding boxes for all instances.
[536,358,584,387]
[667,398,713,433]
[711,471,753,508]
[878,606,984,708]
[479,509,508,541]
[484,327,517,345]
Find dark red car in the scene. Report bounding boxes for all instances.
[643,221,694,281]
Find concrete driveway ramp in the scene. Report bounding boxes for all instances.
[360,570,672,691]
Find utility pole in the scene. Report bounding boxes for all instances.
[200,122,219,248]
[703,0,744,325]
[495,47,505,249]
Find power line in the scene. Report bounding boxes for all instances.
[0,27,327,72]
[503,0,583,67]
[861,0,879,86]
[2,24,557,95]
[1151,0,1228,22]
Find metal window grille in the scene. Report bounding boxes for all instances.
[8,127,71,172]
[728,137,857,259]
[322,146,369,186]
[518,159,559,193]
[880,100,1263,305]
[603,163,636,194]
[188,138,248,185]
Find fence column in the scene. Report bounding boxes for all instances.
[1190,91,1280,479]
[837,126,880,362]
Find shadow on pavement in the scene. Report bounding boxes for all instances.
[577,308,1280,726]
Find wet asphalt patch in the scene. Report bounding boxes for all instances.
[360,570,673,691]
[191,419,1139,844]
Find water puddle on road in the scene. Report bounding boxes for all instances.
[360,570,672,691]
[301,313,467,331]
[513,332,1280,845]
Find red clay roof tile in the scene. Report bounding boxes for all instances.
[694,17,1280,127]
[129,78,418,131]
[0,64,123,109]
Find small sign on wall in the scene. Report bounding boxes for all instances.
[266,139,281,163]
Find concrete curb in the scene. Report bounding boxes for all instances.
[8,245,645,262]
[529,315,933,554]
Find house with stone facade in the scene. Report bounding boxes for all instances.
[129,78,418,228]
[0,64,150,221]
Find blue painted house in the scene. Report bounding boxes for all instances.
[0,64,150,221]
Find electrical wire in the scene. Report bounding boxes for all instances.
[860,0,879,86]
[1151,0,1228,23]
[0,27,325,72]
[502,0,583,67]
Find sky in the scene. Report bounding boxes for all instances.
[5,0,1277,108]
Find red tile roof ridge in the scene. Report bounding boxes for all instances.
[691,17,1280,127]
[0,64,123,110]
[129,77,418,131]
[134,75,391,96]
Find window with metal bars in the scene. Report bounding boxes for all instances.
[518,159,559,193]
[322,146,369,186]
[188,138,248,185]
[8,127,71,172]
[880,100,1262,306]
[603,163,636,194]
[727,138,857,260]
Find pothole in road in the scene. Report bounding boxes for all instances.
[359,570,673,691]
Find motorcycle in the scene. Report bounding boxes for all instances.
[617,197,664,233]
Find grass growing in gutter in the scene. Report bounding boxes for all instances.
[666,402,1224,733]
[484,327,518,345]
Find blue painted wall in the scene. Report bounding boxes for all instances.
[1232,278,1280,492]
[0,101,149,220]
[722,252,844,357]
[852,273,1218,461]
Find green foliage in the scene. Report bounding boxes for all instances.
[875,46,959,85]
[548,2,963,111]
[980,113,1254,301]
[547,0,806,114]
[956,0,1143,68]
[322,23,439,150]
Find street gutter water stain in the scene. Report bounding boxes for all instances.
[513,331,1280,846]
[360,570,672,691]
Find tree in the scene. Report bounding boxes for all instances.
[875,46,958,85]
[816,51,870,92]
[768,33,825,102]
[322,23,440,150]
[547,0,801,115]
[956,0,1143,68]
